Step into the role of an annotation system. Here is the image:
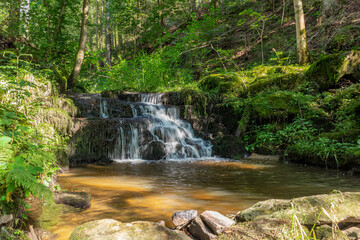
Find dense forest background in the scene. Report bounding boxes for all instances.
[0,0,359,237]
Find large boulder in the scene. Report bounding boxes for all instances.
[69,219,190,240]
[237,192,360,226]
[54,191,91,209]
[306,51,360,90]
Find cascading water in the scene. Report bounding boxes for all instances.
[99,93,212,160]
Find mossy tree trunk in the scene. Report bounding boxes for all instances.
[68,0,90,90]
[293,0,309,65]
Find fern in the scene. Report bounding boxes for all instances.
[6,167,51,200]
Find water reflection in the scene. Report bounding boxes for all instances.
[29,159,360,240]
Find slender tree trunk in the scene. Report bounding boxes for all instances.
[105,0,112,67]
[96,0,99,49]
[68,0,90,89]
[54,0,68,43]
[293,0,309,65]
[43,0,51,29]
[190,0,196,12]
[98,0,104,51]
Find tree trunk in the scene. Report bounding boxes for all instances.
[54,0,68,43]
[190,0,196,12]
[105,0,112,67]
[68,0,90,89]
[98,0,104,51]
[293,0,309,65]
[96,0,99,49]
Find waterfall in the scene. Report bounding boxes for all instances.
[102,93,212,160]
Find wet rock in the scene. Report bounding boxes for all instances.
[172,210,198,229]
[161,92,180,105]
[188,216,216,240]
[54,191,91,209]
[0,214,13,226]
[237,192,360,226]
[141,141,167,160]
[200,210,235,235]
[69,219,190,240]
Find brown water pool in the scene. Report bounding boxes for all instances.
[29,159,360,239]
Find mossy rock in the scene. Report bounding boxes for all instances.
[251,91,299,120]
[70,219,191,240]
[237,192,360,226]
[306,51,360,90]
[199,73,246,96]
[242,73,306,97]
[179,88,208,117]
[212,136,245,158]
[32,107,73,136]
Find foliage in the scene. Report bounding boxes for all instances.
[0,55,70,228]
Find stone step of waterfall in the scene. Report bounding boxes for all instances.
[101,91,181,105]
[69,94,181,119]
[67,92,212,162]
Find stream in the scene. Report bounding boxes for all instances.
[29,159,360,239]
[28,93,360,239]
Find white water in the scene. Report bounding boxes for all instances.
[100,94,212,160]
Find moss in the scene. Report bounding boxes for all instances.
[199,73,247,97]
[32,107,73,136]
[180,87,208,117]
[212,136,245,158]
[306,50,360,90]
[251,91,299,120]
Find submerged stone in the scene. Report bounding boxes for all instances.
[69,219,191,240]
[54,191,91,209]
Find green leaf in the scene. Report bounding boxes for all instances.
[0,136,12,146]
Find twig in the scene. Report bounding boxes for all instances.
[209,43,227,71]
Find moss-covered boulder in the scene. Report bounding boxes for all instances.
[306,51,360,90]
[69,219,191,240]
[236,192,360,226]
[199,73,246,98]
[219,192,360,240]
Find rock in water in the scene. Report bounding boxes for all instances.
[70,219,191,240]
[54,191,91,209]
[200,210,235,235]
[141,141,167,160]
[188,216,216,240]
[172,210,198,229]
